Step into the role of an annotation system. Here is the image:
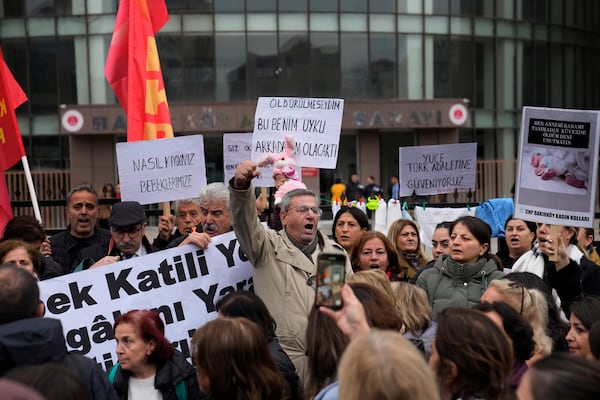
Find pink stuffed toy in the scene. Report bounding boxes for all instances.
[258,134,307,205]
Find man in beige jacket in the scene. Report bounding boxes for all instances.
[230,160,352,385]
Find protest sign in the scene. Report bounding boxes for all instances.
[398,143,477,197]
[116,135,206,204]
[514,107,600,227]
[252,97,344,169]
[38,231,253,370]
[223,133,291,187]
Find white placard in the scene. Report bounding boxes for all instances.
[223,133,283,187]
[399,143,477,197]
[252,97,344,169]
[514,107,600,227]
[116,135,207,205]
[39,231,253,370]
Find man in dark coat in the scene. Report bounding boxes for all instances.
[0,263,118,400]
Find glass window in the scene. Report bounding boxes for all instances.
[168,0,213,12]
[157,35,183,101]
[247,33,278,99]
[398,33,423,99]
[434,37,474,102]
[369,34,397,99]
[247,0,276,11]
[370,0,395,13]
[214,0,244,11]
[549,43,563,107]
[182,35,215,101]
[57,38,77,106]
[433,0,449,14]
[1,39,29,106]
[309,0,337,11]
[29,37,58,114]
[2,1,24,16]
[32,136,69,169]
[278,33,310,96]
[215,34,246,101]
[310,32,341,97]
[279,0,307,12]
[340,0,367,12]
[340,33,368,99]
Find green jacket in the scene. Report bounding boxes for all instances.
[416,254,504,318]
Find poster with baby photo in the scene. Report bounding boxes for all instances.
[514,107,600,227]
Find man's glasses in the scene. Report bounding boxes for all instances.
[111,226,143,239]
[292,206,322,216]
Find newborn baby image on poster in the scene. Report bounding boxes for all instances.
[514,107,600,227]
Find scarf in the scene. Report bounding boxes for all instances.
[284,229,318,263]
[511,243,584,277]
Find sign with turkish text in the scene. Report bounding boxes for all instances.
[399,143,477,197]
[39,232,254,370]
[223,133,282,187]
[514,107,600,227]
[252,97,344,169]
[116,135,206,204]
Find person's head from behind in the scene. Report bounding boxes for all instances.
[431,221,453,260]
[0,378,44,400]
[305,304,349,398]
[449,216,492,264]
[65,184,99,238]
[517,352,600,400]
[566,296,600,358]
[5,363,90,400]
[347,269,396,307]
[108,201,147,256]
[473,301,535,365]
[0,263,43,324]
[198,183,231,237]
[481,278,552,357]
[332,206,369,252]
[504,216,536,258]
[113,310,174,376]
[191,317,283,400]
[390,281,432,335]
[338,330,438,400]
[348,282,404,331]
[577,227,595,251]
[280,188,320,245]
[2,215,46,246]
[173,198,202,234]
[431,308,513,400]
[387,219,424,256]
[0,240,42,277]
[351,231,400,275]
[216,290,276,338]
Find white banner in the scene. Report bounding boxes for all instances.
[223,133,285,187]
[252,97,344,169]
[399,143,477,197]
[39,231,253,370]
[116,135,207,205]
[514,107,600,227]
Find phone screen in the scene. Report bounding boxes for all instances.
[315,253,346,309]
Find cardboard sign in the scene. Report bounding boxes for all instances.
[252,97,344,169]
[514,107,600,227]
[39,231,253,370]
[223,133,291,187]
[399,143,477,197]
[116,135,207,205]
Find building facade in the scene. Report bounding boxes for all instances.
[1,0,600,199]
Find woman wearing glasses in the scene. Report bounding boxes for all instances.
[480,278,553,364]
[415,216,505,318]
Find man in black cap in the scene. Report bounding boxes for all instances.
[75,201,154,270]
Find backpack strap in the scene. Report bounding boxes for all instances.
[108,362,120,384]
[175,380,187,400]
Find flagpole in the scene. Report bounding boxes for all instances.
[20,155,42,224]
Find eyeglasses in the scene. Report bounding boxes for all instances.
[291,206,322,216]
[111,226,143,239]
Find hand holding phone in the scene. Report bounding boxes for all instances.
[315,253,346,310]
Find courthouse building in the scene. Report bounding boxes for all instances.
[1,0,600,198]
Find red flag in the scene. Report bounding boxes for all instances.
[0,47,27,171]
[0,171,12,235]
[105,0,174,141]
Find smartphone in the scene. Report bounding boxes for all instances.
[315,253,346,309]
